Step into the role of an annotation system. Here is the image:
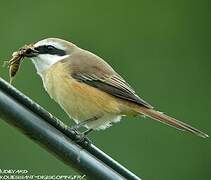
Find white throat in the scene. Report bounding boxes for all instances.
[31,54,69,75]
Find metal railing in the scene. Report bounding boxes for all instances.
[0,78,142,180]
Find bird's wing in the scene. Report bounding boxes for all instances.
[71,72,153,108]
[68,50,153,109]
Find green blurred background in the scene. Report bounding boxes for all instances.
[0,0,210,179]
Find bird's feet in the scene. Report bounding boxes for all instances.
[68,128,92,146]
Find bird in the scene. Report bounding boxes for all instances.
[25,37,208,139]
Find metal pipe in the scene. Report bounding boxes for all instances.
[0,78,141,180]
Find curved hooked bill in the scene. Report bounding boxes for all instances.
[21,45,39,58]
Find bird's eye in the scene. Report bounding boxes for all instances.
[46,45,55,51]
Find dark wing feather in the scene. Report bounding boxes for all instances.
[71,72,153,109]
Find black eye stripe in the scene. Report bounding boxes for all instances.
[35,45,66,56]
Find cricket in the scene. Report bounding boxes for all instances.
[6,44,36,83]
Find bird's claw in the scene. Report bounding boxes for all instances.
[68,128,91,146]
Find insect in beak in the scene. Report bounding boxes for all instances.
[23,46,39,57]
[6,44,39,84]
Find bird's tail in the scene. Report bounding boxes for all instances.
[136,107,208,138]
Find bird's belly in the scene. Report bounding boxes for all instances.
[48,81,102,121]
[57,90,122,130]
[55,87,105,122]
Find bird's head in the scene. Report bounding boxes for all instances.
[26,38,77,73]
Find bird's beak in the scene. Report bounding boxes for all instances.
[22,45,39,58]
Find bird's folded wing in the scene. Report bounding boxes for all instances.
[71,72,153,109]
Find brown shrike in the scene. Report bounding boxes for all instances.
[25,38,208,138]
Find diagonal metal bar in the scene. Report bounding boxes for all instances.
[0,78,141,180]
